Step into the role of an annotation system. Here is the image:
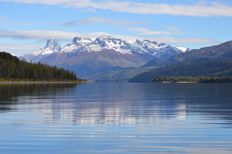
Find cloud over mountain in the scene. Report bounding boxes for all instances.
[2,0,232,17]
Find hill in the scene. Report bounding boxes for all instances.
[0,52,81,81]
[130,41,232,82]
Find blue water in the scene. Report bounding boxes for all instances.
[0,83,232,154]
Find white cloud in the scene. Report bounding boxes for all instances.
[0,29,78,40]
[0,42,41,56]
[60,17,138,27]
[150,37,219,45]
[129,27,182,36]
[1,0,232,17]
[0,29,219,55]
[0,29,218,44]
[20,30,77,40]
[0,29,116,41]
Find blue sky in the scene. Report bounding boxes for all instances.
[0,0,232,55]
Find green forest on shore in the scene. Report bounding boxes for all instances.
[0,52,83,82]
[153,77,232,83]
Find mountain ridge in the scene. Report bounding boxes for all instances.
[28,35,186,57]
[24,35,185,80]
[130,40,232,82]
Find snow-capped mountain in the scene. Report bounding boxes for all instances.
[59,35,183,56]
[61,36,133,54]
[176,46,189,52]
[24,36,186,80]
[34,39,61,56]
[24,39,62,62]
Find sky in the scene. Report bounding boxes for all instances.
[0,0,232,56]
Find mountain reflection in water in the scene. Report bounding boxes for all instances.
[0,83,232,125]
[1,83,232,154]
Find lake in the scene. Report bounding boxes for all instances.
[0,83,232,154]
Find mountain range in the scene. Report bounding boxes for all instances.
[23,35,232,82]
[24,36,186,80]
[130,40,232,82]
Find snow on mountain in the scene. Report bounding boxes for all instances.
[34,39,61,56]
[61,35,132,54]
[28,35,187,64]
[133,39,181,56]
[25,36,188,80]
[176,46,189,52]
[33,35,185,57]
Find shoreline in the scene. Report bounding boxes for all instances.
[153,77,232,84]
[0,80,87,85]
[161,81,198,84]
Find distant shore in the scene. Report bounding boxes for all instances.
[153,77,232,83]
[0,80,87,85]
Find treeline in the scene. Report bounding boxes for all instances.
[0,52,81,81]
[153,76,232,83]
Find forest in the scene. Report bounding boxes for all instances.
[0,52,81,81]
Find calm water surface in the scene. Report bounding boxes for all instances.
[0,83,232,154]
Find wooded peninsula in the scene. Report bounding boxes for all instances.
[0,52,84,83]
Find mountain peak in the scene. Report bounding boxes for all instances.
[33,39,61,56]
[176,46,189,52]
[72,37,92,45]
[34,35,186,57]
[44,39,61,50]
[95,35,124,43]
